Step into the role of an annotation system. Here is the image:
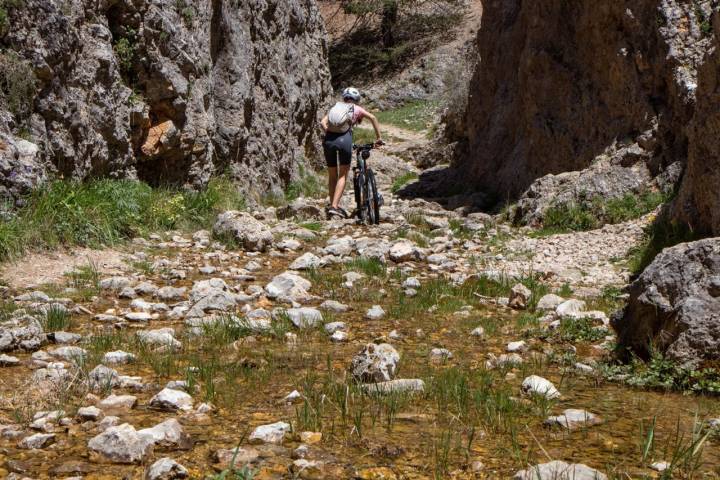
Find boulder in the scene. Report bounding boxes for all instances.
[213,211,274,252]
[285,307,323,329]
[138,419,192,450]
[350,343,400,383]
[612,238,720,365]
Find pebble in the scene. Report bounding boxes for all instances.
[507,340,528,352]
[430,348,453,361]
[330,331,348,342]
[98,394,138,412]
[145,457,189,480]
[320,300,349,312]
[0,354,20,366]
[470,326,485,338]
[77,406,104,421]
[650,461,670,472]
[103,350,136,365]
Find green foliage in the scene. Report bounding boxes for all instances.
[536,191,668,236]
[0,49,37,121]
[176,0,195,24]
[298,221,322,232]
[345,257,386,277]
[285,164,324,202]
[376,100,439,131]
[0,0,23,34]
[112,28,138,78]
[556,317,609,343]
[391,171,418,193]
[41,305,73,332]
[627,214,699,275]
[602,350,720,395]
[0,177,244,262]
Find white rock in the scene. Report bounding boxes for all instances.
[149,388,193,411]
[145,457,189,480]
[285,307,323,329]
[265,272,312,301]
[650,461,670,472]
[509,283,532,309]
[556,299,587,317]
[360,378,425,394]
[536,294,566,311]
[507,340,528,353]
[138,418,191,449]
[365,305,385,320]
[544,409,602,430]
[430,348,453,361]
[351,343,400,383]
[402,277,421,288]
[470,326,485,338]
[249,421,291,444]
[320,300,349,312]
[98,394,138,412]
[330,331,348,342]
[103,350,136,365]
[513,461,607,480]
[521,375,561,399]
[88,423,154,464]
[77,406,104,421]
[18,432,55,449]
[289,252,322,270]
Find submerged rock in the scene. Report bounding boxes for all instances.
[513,460,607,480]
[88,423,154,464]
[145,457,189,480]
[544,409,602,430]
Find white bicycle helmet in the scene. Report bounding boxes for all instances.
[342,87,361,102]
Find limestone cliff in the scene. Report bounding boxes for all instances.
[0,0,331,203]
[454,0,714,202]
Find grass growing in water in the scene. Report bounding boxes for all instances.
[0,177,244,262]
[41,305,73,332]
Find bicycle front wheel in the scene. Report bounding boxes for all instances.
[366,169,380,225]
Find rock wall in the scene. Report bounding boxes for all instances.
[455,0,713,202]
[0,0,331,203]
[673,13,720,236]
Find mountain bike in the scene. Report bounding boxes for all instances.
[352,143,383,225]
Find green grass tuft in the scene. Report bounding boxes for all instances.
[376,100,439,132]
[0,177,244,262]
[391,172,418,193]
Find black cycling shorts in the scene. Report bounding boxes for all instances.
[323,130,352,167]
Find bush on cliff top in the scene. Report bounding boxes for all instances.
[0,177,244,262]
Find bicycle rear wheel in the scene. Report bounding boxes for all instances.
[366,169,380,225]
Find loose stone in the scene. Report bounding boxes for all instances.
[249,421,291,444]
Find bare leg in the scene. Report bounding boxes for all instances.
[327,166,338,205]
[331,165,351,209]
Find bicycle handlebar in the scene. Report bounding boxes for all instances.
[353,143,375,150]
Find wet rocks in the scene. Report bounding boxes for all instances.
[521,375,561,399]
[0,314,44,352]
[249,421,291,444]
[138,419,192,450]
[149,388,193,412]
[513,461,607,480]
[544,409,602,430]
[213,211,274,252]
[88,423,154,464]
[145,457,189,480]
[18,432,55,449]
[612,238,720,365]
[351,343,400,383]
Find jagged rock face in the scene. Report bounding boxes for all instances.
[611,238,720,366]
[674,14,720,236]
[1,0,330,202]
[456,0,713,200]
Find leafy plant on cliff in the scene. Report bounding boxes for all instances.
[112,28,138,80]
[626,213,700,275]
[0,0,23,34]
[0,49,37,122]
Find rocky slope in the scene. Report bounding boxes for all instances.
[453,0,714,206]
[0,0,331,204]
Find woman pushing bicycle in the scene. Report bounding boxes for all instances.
[320,87,383,219]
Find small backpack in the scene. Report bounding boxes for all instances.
[326,102,355,133]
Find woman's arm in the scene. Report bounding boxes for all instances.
[320,114,329,132]
[366,113,383,145]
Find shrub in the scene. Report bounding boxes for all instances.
[627,213,699,275]
[0,49,37,121]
